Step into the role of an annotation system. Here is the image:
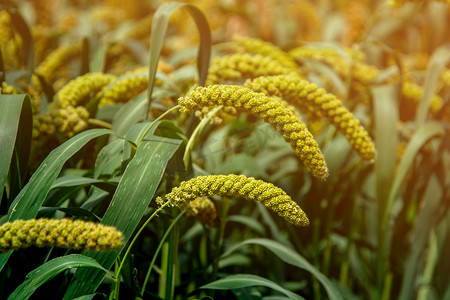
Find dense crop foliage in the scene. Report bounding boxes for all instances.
[1,0,449,299]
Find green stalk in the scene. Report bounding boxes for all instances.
[183,105,223,168]
[312,218,321,300]
[380,272,393,300]
[140,211,186,298]
[159,242,169,299]
[112,200,173,299]
[87,118,112,129]
[164,230,175,300]
[137,104,180,146]
[417,231,438,300]
[211,197,231,280]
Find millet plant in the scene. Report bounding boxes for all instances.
[1,0,450,299]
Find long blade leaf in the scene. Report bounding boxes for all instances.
[201,274,306,300]
[222,238,343,300]
[8,254,108,300]
[0,94,32,201]
[146,1,211,117]
[63,135,181,299]
[0,129,113,271]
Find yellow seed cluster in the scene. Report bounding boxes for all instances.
[233,36,301,74]
[99,71,148,105]
[159,175,309,227]
[29,0,54,27]
[342,0,369,46]
[0,218,123,253]
[402,81,443,114]
[124,14,153,41]
[0,10,23,70]
[178,85,328,179]
[35,41,83,83]
[206,53,298,86]
[289,0,322,42]
[388,0,450,7]
[289,46,379,86]
[32,25,60,65]
[184,197,218,227]
[55,73,117,108]
[33,105,90,139]
[440,68,450,89]
[89,6,127,30]
[245,75,376,161]
[1,82,20,94]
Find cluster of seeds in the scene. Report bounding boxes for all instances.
[99,69,149,105]
[33,105,90,139]
[245,75,376,161]
[184,197,218,227]
[0,218,123,253]
[159,175,309,227]
[233,35,301,74]
[206,53,298,86]
[289,46,379,87]
[178,85,328,179]
[55,73,117,107]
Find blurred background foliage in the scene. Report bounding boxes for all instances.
[0,0,450,299]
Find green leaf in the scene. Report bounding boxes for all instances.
[201,274,305,300]
[38,207,101,222]
[0,129,114,271]
[63,135,181,299]
[0,94,32,201]
[416,47,450,126]
[227,215,266,235]
[386,121,445,226]
[110,89,175,140]
[8,254,108,300]
[399,175,444,300]
[2,6,34,75]
[222,238,343,300]
[72,295,97,300]
[146,1,211,116]
[94,139,124,179]
[373,85,398,290]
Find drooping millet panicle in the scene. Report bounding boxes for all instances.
[289,46,379,86]
[124,13,153,41]
[245,75,376,161]
[341,0,369,46]
[233,35,301,75]
[29,0,55,27]
[33,105,90,139]
[401,81,443,115]
[440,68,450,89]
[34,41,83,83]
[158,175,309,227]
[178,85,328,179]
[289,0,322,42]
[99,70,149,106]
[1,82,20,95]
[0,218,123,253]
[184,197,218,227]
[388,0,450,7]
[0,11,23,70]
[206,53,299,86]
[55,73,117,108]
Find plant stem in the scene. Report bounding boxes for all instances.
[183,105,223,168]
[113,201,173,299]
[212,196,231,281]
[137,104,180,146]
[140,211,186,298]
[87,118,112,129]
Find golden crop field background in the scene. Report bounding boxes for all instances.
[0,0,449,299]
